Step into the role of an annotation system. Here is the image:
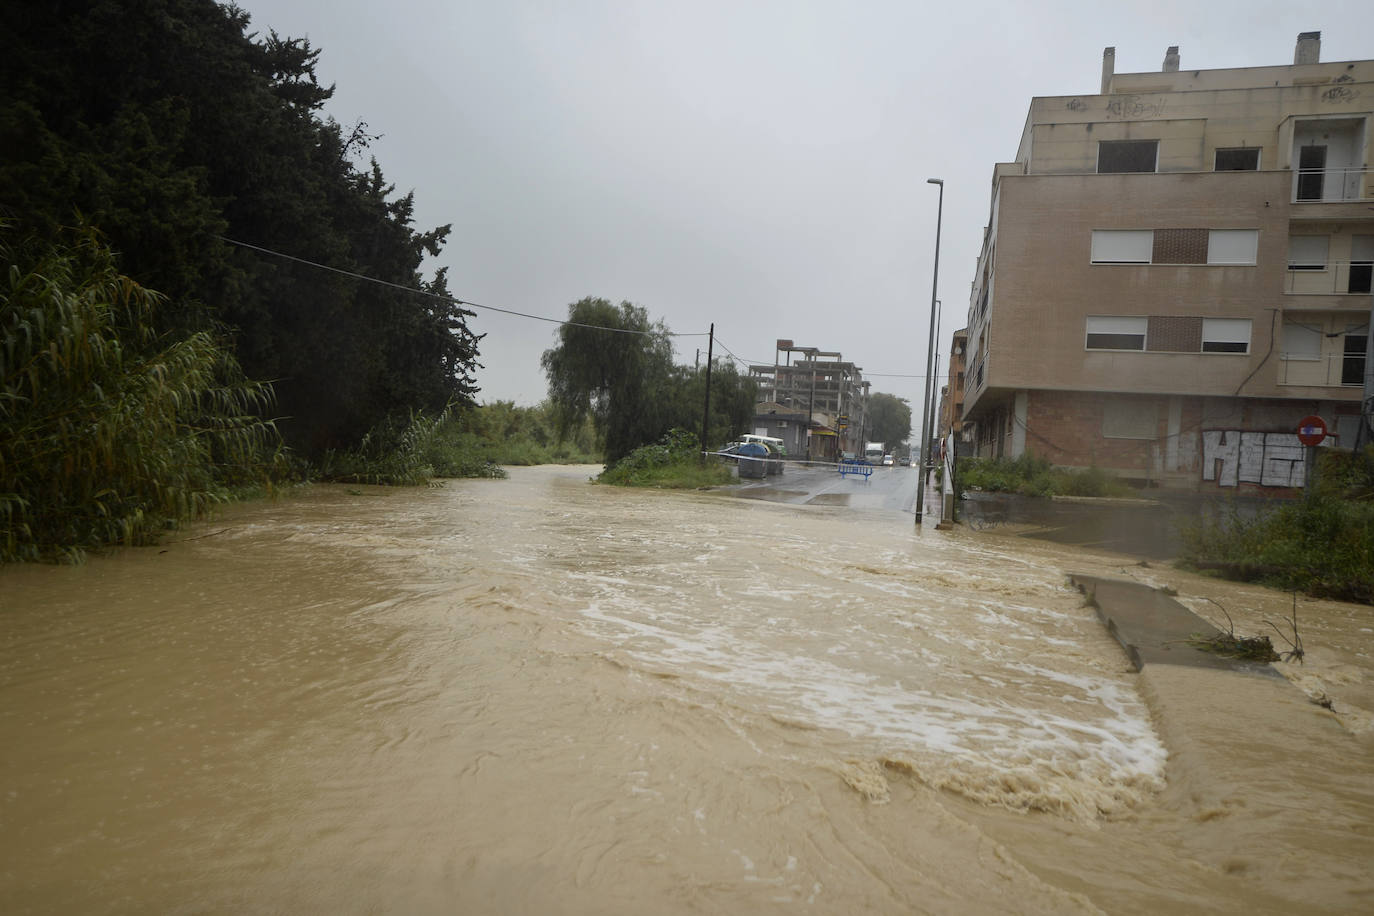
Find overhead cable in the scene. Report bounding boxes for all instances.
[217,235,708,338]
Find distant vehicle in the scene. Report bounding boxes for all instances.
[882,454,895,466]
[742,434,786,457]
[864,442,884,464]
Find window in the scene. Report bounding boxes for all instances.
[1092,229,1259,266]
[1201,318,1251,354]
[1086,316,1147,350]
[1098,140,1159,173]
[1102,397,1158,439]
[1281,323,1322,360]
[1343,334,1366,385]
[1091,230,1153,264]
[1297,145,1327,200]
[1288,235,1328,271]
[1351,236,1374,294]
[1214,148,1260,171]
[1207,229,1259,265]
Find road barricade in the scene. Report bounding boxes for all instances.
[838,458,873,479]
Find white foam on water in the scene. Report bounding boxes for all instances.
[550,502,1167,818]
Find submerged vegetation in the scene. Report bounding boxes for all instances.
[956,453,1136,499]
[1179,449,1374,604]
[598,429,734,489]
[1185,596,1304,664]
[316,400,602,485]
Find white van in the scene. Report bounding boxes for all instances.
[741,434,785,456]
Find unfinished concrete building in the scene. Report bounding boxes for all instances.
[748,341,870,461]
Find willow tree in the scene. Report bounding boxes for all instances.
[1,229,279,562]
[541,298,676,464]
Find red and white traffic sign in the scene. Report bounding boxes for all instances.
[1296,415,1327,447]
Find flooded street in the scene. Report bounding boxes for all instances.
[2,465,1372,914]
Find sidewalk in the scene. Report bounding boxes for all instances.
[1070,574,1284,677]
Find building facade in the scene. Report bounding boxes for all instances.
[749,341,870,461]
[961,32,1373,491]
[938,328,969,442]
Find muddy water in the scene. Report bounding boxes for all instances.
[2,466,1371,914]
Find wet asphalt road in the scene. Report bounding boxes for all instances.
[726,459,1193,561]
[726,460,925,515]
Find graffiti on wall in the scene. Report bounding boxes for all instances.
[1104,95,1167,119]
[1201,430,1306,488]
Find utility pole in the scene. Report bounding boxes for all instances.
[699,324,714,463]
[806,349,817,463]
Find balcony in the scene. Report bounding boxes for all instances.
[1291,166,1372,204]
[967,352,987,397]
[1278,353,1365,389]
[1284,258,1374,296]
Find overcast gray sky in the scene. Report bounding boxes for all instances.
[238,0,1374,437]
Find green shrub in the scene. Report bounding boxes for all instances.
[956,454,1134,498]
[598,429,733,488]
[1179,495,1374,604]
[2,228,281,561]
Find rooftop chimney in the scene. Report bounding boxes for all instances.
[1294,31,1321,65]
[1101,46,1115,94]
[1163,46,1180,72]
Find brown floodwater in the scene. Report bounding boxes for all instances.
[2,465,1371,914]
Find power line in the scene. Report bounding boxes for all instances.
[217,235,709,338]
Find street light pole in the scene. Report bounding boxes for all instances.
[916,178,944,526]
[921,299,941,485]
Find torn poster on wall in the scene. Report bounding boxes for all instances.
[1201,430,1306,488]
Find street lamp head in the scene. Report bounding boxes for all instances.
[927,178,943,185]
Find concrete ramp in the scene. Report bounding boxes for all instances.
[1070,574,1284,678]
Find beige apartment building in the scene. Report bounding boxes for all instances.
[961,32,1373,491]
[939,328,969,442]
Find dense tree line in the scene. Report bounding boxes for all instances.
[0,0,480,455]
[866,392,912,453]
[541,297,756,464]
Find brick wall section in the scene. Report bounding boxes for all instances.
[1147,315,1203,352]
[1023,390,1164,471]
[1151,228,1208,264]
[1020,390,1327,493]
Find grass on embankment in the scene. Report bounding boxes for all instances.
[955,454,1137,499]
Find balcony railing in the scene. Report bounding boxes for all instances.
[1284,258,1374,296]
[1292,166,1372,203]
[1278,354,1365,388]
[967,352,986,396]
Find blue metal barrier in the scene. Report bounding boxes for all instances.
[838,458,873,479]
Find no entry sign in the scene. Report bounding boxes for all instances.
[1296,415,1327,447]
